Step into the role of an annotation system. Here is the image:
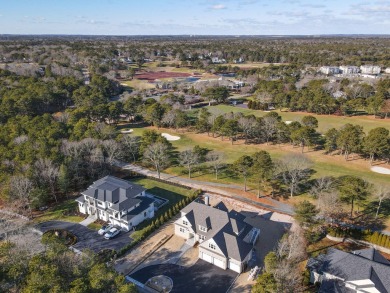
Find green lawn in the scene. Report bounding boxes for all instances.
[207,105,390,133]
[33,199,84,224]
[87,222,102,231]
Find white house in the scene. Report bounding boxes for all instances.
[175,200,259,273]
[319,66,340,75]
[307,248,390,293]
[360,65,381,75]
[385,67,390,74]
[76,176,154,231]
[339,65,360,74]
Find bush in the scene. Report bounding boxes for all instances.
[328,227,390,249]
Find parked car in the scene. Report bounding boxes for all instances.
[98,224,113,235]
[104,228,120,240]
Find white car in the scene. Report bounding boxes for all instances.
[104,228,120,240]
[98,224,113,235]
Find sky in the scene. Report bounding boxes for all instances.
[0,0,389,35]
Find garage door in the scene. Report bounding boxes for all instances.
[213,257,225,269]
[202,252,213,263]
[229,261,241,273]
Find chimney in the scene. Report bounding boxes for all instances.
[204,195,210,206]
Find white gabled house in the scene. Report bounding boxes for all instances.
[76,176,154,231]
[175,200,259,273]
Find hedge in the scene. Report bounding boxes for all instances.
[328,227,390,249]
[117,189,202,257]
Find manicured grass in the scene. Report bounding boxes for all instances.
[207,105,390,133]
[87,222,102,231]
[33,199,84,224]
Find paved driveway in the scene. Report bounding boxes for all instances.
[35,221,132,253]
[129,260,238,293]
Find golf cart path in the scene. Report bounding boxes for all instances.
[116,162,294,215]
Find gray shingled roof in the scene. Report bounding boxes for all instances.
[81,176,146,212]
[181,201,252,261]
[308,248,390,293]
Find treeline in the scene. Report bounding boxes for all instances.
[2,37,390,68]
[250,78,390,116]
[0,235,137,292]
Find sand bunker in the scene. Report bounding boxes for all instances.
[120,129,133,134]
[285,121,293,125]
[161,133,180,141]
[371,166,390,175]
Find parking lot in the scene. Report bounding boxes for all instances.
[129,260,238,293]
[35,221,132,253]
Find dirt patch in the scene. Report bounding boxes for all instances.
[176,247,199,267]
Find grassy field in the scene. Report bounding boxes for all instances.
[32,199,84,224]
[207,105,390,133]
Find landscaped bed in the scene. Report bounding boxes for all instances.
[42,229,77,246]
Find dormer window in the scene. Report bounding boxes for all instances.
[183,220,188,225]
[209,243,216,250]
[199,225,207,232]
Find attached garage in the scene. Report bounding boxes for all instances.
[213,257,225,269]
[202,252,213,263]
[228,261,241,273]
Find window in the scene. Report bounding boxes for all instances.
[97,201,103,206]
[183,220,188,225]
[199,235,206,241]
[199,225,207,232]
[180,228,185,233]
[144,212,147,217]
[209,243,216,250]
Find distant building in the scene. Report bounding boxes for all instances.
[211,57,226,64]
[319,66,340,75]
[386,68,390,74]
[360,65,381,75]
[339,66,360,74]
[233,57,245,64]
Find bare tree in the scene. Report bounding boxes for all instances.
[238,116,256,144]
[373,184,390,219]
[121,135,140,163]
[317,191,341,218]
[9,176,34,218]
[143,142,170,179]
[101,139,122,164]
[277,154,312,197]
[262,116,278,144]
[206,151,225,180]
[33,158,59,203]
[309,176,335,198]
[179,149,200,178]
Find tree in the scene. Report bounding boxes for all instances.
[277,154,312,197]
[143,142,170,179]
[144,103,165,128]
[179,149,200,178]
[220,119,239,144]
[373,184,390,219]
[301,115,318,128]
[33,158,60,203]
[121,135,140,163]
[337,176,371,217]
[102,139,122,164]
[206,151,225,179]
[264,251,278,273]
[203,86,230,105]
[252,272,277,293]
[324,128,339,153]
[8,175,34,218]
[232,155,254,191]
[251,151,274,197]
[363,127,390,165]
[290,127,317,153]
[294,200,318,226]
[336,124,364,160]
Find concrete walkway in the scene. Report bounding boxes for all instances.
[115,161,294,215]
[79,215,96,227]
